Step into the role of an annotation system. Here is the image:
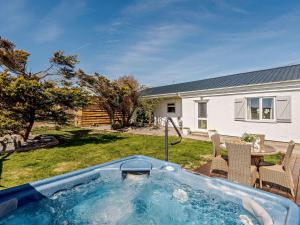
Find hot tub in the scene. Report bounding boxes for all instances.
[0,156,298,225]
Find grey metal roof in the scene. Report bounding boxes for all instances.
[142,64,300,96]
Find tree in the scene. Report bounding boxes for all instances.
[135,97,161,126]
[0,37,88,140]
[79,74,121,128]
[116,76,141,127]
[79,73,141,128]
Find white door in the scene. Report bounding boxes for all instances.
[197,102,207,130]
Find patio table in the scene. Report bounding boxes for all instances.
[220,143,280,167]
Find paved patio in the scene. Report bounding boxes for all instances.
[187,132,300,155]
[193,155,300,206]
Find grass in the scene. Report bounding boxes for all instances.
[0,127,281,189]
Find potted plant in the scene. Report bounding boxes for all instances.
[182,127,190,136]
[177,117,183,130]
[241,133,256,143]
[241,133,260,151]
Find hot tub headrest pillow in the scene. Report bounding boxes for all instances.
[242,197,273,225]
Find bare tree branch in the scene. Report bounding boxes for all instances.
[32,64,55,78]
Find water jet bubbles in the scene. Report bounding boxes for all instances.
[126,173,148,182]
[161,165,176,171]
[240,215,254,225]
[173,189,189,204]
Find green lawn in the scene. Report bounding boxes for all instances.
[0,127,281,189]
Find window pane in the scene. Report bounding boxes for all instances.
[262,98,274,119]
[167,103,175,113]
[198,102,207,118]
[198,120,207,129]
[247,98,260,120]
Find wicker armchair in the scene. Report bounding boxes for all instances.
[226,142,258,186]
[210,134,228,175]
[259,141,295,197]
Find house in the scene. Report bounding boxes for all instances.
[143,64,300,142]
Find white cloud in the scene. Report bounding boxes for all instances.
[104,23,197,75]
[35,24,63,43]
[71,42,91,53]
[33,0,87,43]
[211,0,248,14]
[61,1,300,86]
[143,10,300,85]
[0,0,32,33]
[94,21,127,34]
[122,0,185,15]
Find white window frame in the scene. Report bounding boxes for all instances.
[246,97,276,122]
[167,103,176,114]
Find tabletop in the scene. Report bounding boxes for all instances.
[220,143,280,156]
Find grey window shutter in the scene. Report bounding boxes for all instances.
[276,96,291,123]
[234,98,246,121]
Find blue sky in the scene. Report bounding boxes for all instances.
[1,0,300,86]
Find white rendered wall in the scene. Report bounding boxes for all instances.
[181,90,300,142]
[154,98,182,126]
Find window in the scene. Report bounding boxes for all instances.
[262,98,274,119]
[247,97,274,120]
[198,120,207,129]
[198,102,207,129]
[167,103,176,113]
[247,98,260,120]
[198,102,207,118]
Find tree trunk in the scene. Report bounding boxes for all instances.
[0,141,7,152]
[149,112,154,126]
[121,113,126,127]
[126,108,136,126]
[125,115,131,127]
[109,111,116,129]
[148,115,152,126]
[23,119,34,141]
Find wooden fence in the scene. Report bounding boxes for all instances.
[75,103,121,127]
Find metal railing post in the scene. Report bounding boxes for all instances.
[165,119,169,161]
[295,168,300,202]
[164,117,182,161]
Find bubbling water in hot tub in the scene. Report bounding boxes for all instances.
[0,167,262,225]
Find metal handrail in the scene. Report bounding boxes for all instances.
[295,168,300,202]
[165,117,182,161]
